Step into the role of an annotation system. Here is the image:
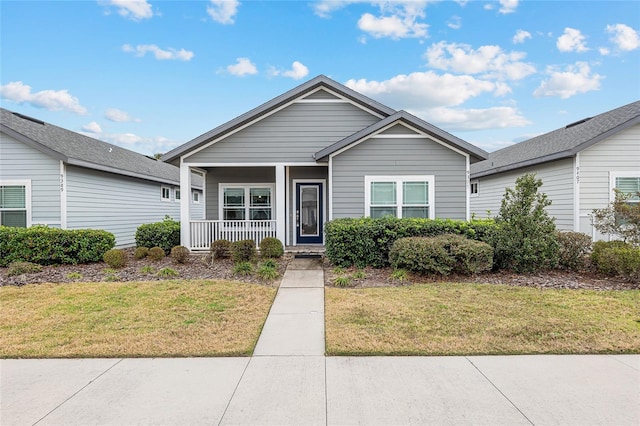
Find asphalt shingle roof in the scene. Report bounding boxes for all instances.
[471,100,640,178]
[1,108,200,187]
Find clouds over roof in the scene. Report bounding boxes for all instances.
[0,81,87,115]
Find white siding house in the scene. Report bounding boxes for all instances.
[470,101,640,241]
[0,108,203,247]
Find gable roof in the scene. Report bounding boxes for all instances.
[471,100,640,179]
[1,108,201,187]
[314,110,488,162]
[161,75,397,163]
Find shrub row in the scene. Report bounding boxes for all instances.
[591,240,640,282]
[325,217,497,268]
[0,225,115,266]
[135,216,180,255]
[210,237,284,262]
[389,234,493,276]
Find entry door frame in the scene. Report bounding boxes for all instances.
[292,179,326,246]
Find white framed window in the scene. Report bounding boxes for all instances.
[0,180,31,227]
[161,186,171,202]
[470,181,479,197]
[364,176,435,219]
[611,171,640,204]
[219,184,274,221]
[175,189,181,201]
[192,191,200,204]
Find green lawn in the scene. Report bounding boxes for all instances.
[325,283,640,355]
[0,280,276,358]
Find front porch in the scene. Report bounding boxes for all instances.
[189,219,277,250]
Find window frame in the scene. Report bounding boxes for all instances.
[161,186,171,202]
[364,175,435,219]
[610,171,640,204]
[175,189,181,202]
[0,179,32,227]
[470,180,479,197]
[218,183,275,221]
[192,191,200,204]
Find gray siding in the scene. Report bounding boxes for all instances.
[331,137,468,220]
[185,102,379,164]
[0,133,61,226]
[66,166,181,247]
[190,189,204,220]
[288,166,329,245]
[302,89,340,100]
[578,124,640,238]
[470,158,575,230]
[205,167,275,220]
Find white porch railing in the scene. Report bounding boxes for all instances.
[189,220,277,250]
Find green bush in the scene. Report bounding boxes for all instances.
[259,237,284,258]
[210,239,232,260]
[170,245,190,264]
[7,261,43,277]
[390,236,454,275]
[157,267,179,278]
[148,246,166,261]
[610,247,640,282]
[256,263,279,280]
[233,261,253,276]
[0,225,115,266]
[261,258,277,269]
[103,249,126,269]
[232,239,256,263]
[444,234,494,275]
[135,216,180,255]
[556,231,592,271]
[324,217,497,268]
[134,247,149,259]
[591,240,631,275]
[491,174,559,272]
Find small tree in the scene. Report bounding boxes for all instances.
[492,173,559,272]
[591,189,640,247]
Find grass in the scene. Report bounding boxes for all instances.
[325,283,640,356]
[0,280,276,358]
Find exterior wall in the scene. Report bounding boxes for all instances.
[470,158,575,230]
[579,124,640,239]
[65,165,181,247]
[190,189,204,220]
[204,167,275,220]
[184,102,379,164]
[331,136,468,220]
[288,166,329,245]
[0,133,61,226]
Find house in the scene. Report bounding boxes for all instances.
[470,100,640,241]
[0,108,204,247]
[162,75,488,250]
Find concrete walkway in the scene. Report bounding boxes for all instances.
[2,259,639,425]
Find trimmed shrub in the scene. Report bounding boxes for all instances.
[170,245,190,264]
[7,261,43,277]
[210,239,232,260]
[390,236,454,275]
[556,231,592,271]
[610,247,640,282]
[103,249,127,269]
[135,216,180,255]
[0,225,115,266]
[324,216,497,268]
[232,239,256,263]
[148,246,166,261]
[591,240,630,274]
[444,234,494,275]
[259,237,284,258]
[134,247,149,259]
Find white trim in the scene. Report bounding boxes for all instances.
[328,156,333,221]
[160,185,171,202]
[371,135,428,139]
[465,156,471,221]
[292,179,327,246]
[0,179,32,227]
[469,180,479,198]
[59,161,67,229]
[294,99,350,104]
[183,162,323,168]
[275,165,286,243]
[218,183,277,222]
[364,175,435,220]
[180,163,191,247]
[192,191,200,204]
[573,153,580,232]
[610,170,640,202]
[285,166,290,245]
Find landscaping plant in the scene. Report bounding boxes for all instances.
[591,189,640,246]
[556,231,592,271]
[256,263,279,280]
[103,248,127,269]
[210,239,232,260]
[135,216,180,254]
[232,239,256,263]
[233,261,253,276]
[6,261,43,277]
[134,247,149,259]
[170,245,190,264]
[148,246,166,261]
[259,237,284,258]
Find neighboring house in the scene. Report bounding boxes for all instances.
[0,108,204,247]
[470,100,640,241]
[162,75,488,250]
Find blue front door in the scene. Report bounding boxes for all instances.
[296,183,323,244]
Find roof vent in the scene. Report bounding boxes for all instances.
[565,117,592,129]
[12,112,45,125]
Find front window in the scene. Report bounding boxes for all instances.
[221,185,274,221]
[161,186,171,201]
[0,183,29,227]
[615,176,640,203]
[365,176,434,219]
[175,189,181,201]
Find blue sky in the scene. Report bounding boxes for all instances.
[1,0,639,155]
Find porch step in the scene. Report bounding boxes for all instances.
[285,245,325,259]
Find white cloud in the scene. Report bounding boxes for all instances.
[425,41,536,80]
[358,12,428,39]
[415,105,530,131]
[207,0,240,24]
[498,0,519,14]
[82,121,102,133]
[557,27,589,52]
[270,61,310,80]
[226,57,258,76]
[513,29,531,44]
[105,108,141,122]
[0,81,87,115]
[103,132,143,145]
[99,0,153,21]
[606,23,639,51]
[122,44,194,61]
[534,62,603,99]
[447,15,462,30]
[313,0,368,18]
[599,47,610,56]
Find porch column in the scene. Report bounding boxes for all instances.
[180,162,191,249]
[275,164,285,243]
